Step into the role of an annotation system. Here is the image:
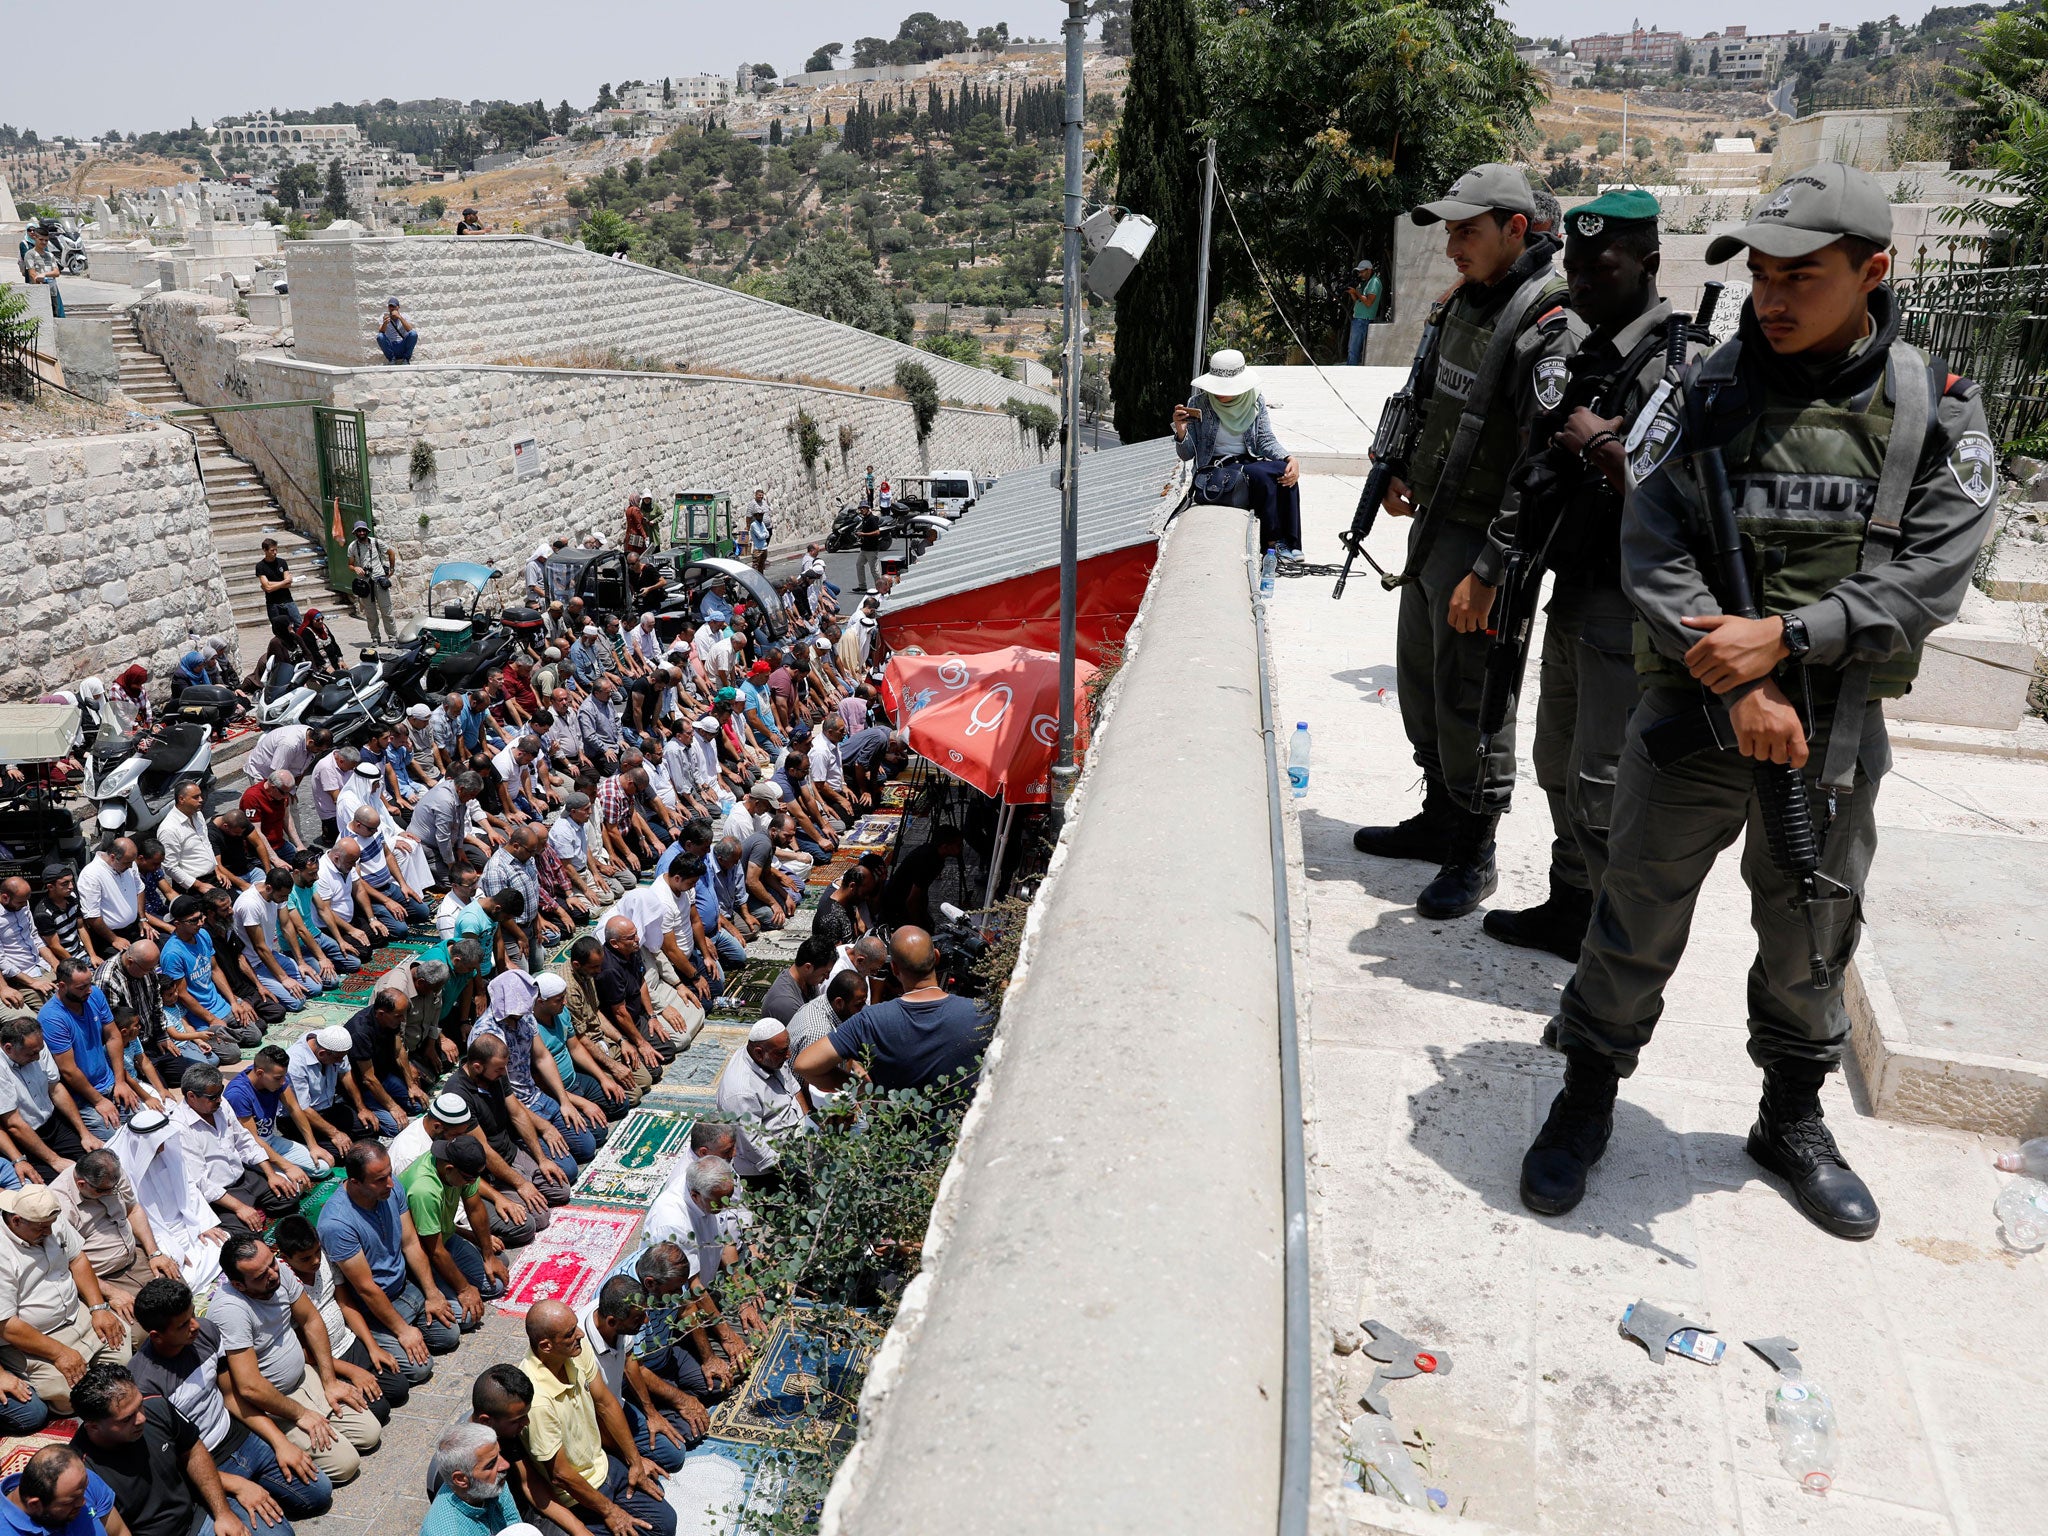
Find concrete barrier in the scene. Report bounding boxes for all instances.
[826,504,1285,1535]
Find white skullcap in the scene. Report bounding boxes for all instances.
[749,1019,788,1042]
[314,1025,353,1052]
[406,703,431,720]
[534,972,568,999]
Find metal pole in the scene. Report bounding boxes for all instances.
[1051,0,1086,809]
[1192,137,1217,379]
[1622,89,1630,186]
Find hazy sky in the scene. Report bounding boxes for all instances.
[17,0,1874,140]
[14,0,1064,139]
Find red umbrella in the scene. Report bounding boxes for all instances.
[881,646,1097,806]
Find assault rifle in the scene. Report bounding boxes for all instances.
[1332,308,1445,599]
[1470,284,1724,810]
[1692,447,1845,989]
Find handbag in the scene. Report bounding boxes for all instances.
[1193,456,1254,509]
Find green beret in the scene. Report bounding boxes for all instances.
[1565,189,1662,242]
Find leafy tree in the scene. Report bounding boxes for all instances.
[806,42,844,72]
[552,100,573,136]
[769,118,784,147]
[1596,130,1621,157]
[1954,4,2048,157]
[1089,0,1135,54]
[580,208,637,254]
[419,194,448,220]
[322,157,351,220]
[273,162,321,210]
[594,82,617,111]
[918,330,984,364]
[785,232,910,338]
[753,62,780,81]
[1195,0,1544,362]
[896,358,942,443]
[1111,0,1205,441]
[663,76,674,105]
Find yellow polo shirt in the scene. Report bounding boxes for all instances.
[519,1348,607,1491]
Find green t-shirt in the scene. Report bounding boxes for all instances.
[453,903,497,957]
[400,1152,479,1240]
[1352,273,1382,321]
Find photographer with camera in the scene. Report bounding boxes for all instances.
[344,524,397,646]
[792,927,989,1100]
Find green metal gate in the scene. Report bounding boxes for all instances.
[314,406,372,592]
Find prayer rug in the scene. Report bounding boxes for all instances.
[496,1204,642,1315]
[659,1436,782,1535]
[0,1421,76,1479]
[840,814,900,852]
[706,1305,880,1451]
[707,961,784,1015]
[568,1107,698,1210]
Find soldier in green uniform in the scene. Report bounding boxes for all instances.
[1482,190,1705,969]
[1352,164,1577,918]
[1520,164,1999,1238]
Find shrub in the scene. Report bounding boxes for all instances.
[895,359,941,445]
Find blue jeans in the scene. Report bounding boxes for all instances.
[711,930,749,971]
[255,963,307,1013]
[377,328,418,362]
[193,1497,294,1536]
[1347,315,1372,365]
[623,1396,691,1469]
[0,1383,49,1435]
[446,1231,504,1303]
[264,1127,326,1177]
[363,870,433,927]
[305,929,363,973]
[526,1089,600,1167]
[574,1070,630,1121]
[216,1427,335,1518]
[79,1102,127,1137]
[364,1279,462,1385]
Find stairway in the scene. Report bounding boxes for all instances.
[109,310,345,637]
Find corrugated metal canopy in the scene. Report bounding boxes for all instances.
[883,437,1185,613]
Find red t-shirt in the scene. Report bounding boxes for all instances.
[239,782,289,847]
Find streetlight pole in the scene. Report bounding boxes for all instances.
[1192,137,1216,379]
[1051,0,1086,809]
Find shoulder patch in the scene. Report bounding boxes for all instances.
[1948,429,1997,508]
[1945,373,1981,401]
[1627,394,1684,483]
[1532,355,1568,412]
[1536,305,1570,331]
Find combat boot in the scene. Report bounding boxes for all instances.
[1483,874,1594,961]
[1746,1063,1880,1240]
[1415,810,1498,919]
[1352,775,1454,863]
[1520,1046,1619,1215]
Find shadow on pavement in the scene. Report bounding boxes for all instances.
[1404,1040,1737,1268]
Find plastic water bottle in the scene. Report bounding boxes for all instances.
[1995,1176,2048,1252]
[1349,1414,1428,1508]
[1992,1138,2048,1178]
[1259,548,1278,599]
[1767,1381,1838,1494]
[1288,723,1310,798]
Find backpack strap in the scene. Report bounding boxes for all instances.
[1818,340,1932,791]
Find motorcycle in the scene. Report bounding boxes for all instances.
[84,721,213,838]
[33,218,89,277]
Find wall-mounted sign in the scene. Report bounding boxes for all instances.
[512,437,543,480]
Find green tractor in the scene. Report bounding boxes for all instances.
[668,490,737,559]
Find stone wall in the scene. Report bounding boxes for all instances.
[283,235,1054,411]
[0,424,234,696]
[134,292,1052,594]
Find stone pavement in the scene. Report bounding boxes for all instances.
[1271,475,2048,1536]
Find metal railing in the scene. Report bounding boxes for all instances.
[1895,258,2048,446]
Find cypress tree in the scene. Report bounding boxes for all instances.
[1111,0,1204,442]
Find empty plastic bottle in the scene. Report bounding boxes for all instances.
[1288,722,1310,798]
[1767,1380,1838,1494]
[1349,1414,1428,1508]
[1260,548,1278,599]
[1992,1138,2048,1179]
[1995,1176,2048,1253]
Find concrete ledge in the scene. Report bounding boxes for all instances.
[826,504,1285,1535]
[1846,948,2048,1138]
[1885,716,2048,760]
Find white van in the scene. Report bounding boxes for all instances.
[901,470,978,518]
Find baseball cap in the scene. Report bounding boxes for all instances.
[750,780,782,803]
[0,1187,62,1221]
[1411,163,1537,226]
[1705,162,1892,265]
[406,703,431,720]
[431,1137,487,1177]
[428,1091,474,1127]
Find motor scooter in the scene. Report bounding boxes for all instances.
[84,722,213,838]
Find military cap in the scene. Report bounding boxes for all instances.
[1564,189,1662,244]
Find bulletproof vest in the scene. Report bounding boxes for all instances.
[1635,338,1936,708]
[1544,320,1672,586]
[1409,273,1567,530]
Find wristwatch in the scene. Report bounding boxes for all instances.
[1780,615,1812,659]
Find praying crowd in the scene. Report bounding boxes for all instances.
[0,540,995,1536]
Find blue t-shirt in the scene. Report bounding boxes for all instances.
[691,868,721,934]
[224,1071,285,1138]
[318,1184,409,1299]
[0,1471,118,1536]
[39,989,116,1094]
[828,993,989,1092]
[160,929,228,1018]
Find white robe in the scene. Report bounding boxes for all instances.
[108,1119,223,1289]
